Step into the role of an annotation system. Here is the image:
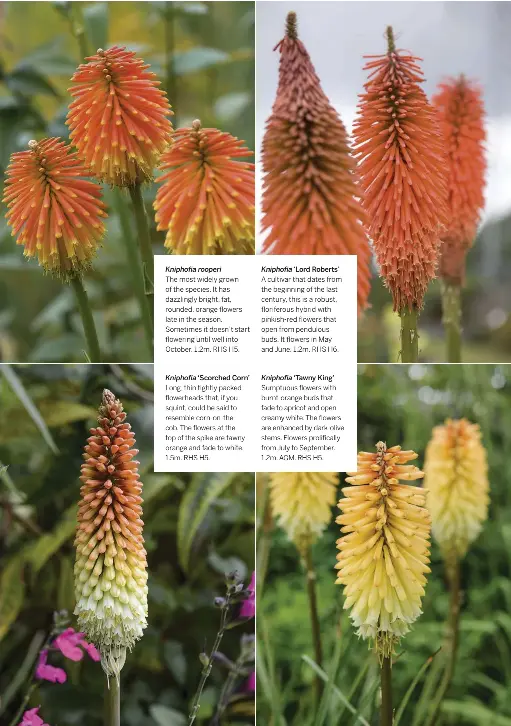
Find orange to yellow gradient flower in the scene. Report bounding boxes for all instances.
[353,27,447,312]
[269,472,338,550]
[336,443,431,657]
[261,12,371,314]
[433,77,486,285]
[67,46,173,187]
[3,138,106,277]
[154,120,255,254]
[424,419,489,560]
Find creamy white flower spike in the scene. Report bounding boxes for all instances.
[74,390,147,680]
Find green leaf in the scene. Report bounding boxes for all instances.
[83,2,108,51]
[39,400,96,428]
[0,554,26,641]
[24,504,76,574]
[149,704,186,726]
[394,649,441,726]
[2,365,59,454]
[173,47,229,74]
[13,38,77,76]
[177,472,236,572]
[163,640,187,685]
[441,699,511,725]
[6,68,60,98]
[214,92,251,121]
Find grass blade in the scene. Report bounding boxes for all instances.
[394,649,441,726]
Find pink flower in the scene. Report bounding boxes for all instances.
[35,650,66,684]
[240,572,255,619]
[53,628,100,662]
[19,706,49,726]
[245,671,255,692]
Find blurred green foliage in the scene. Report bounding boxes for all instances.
[258,364,511,725]
[0,364,254,726]
[0,1,255,363]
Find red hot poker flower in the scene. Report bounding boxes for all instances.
[154,120,255,254]
[261,12,371,314]
[433,76,486,285]
[67,46,173,187]
[3,138,106,277]
[353,27,447,311]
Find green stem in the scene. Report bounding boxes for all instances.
[256,475,272,599]
[114,190,153,358]
[380,656,393,726]
[399,307,419,362]
[425,557,461,726]
[128,184,154,323]
[164,2,177,119]
[441,282,462,363]
[105,676,120,726]
[303,544,323,703]
[70,275,101,362]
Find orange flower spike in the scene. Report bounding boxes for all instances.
[154,120,255,255]
[3,138,106,277]
[261,12,371,313]
[433,76,486,285]
[67,46,173,187]
[353,26,448,311]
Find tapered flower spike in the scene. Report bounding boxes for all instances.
[67,46,173,187]
[335,442,431,658]
[74,390,147,680]
[353,26,448,312]
[154,120,255,254]
[3,138,106,277]
[433,76,486,285]
[424,419,489,560]
[261,12,372,314]
[269,472,338,550]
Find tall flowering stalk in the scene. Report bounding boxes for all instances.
[270,471,338,700]
[353,27,447,360]
[67,46,174,324]
[424,419,489,724]
[261,12,371,314]
[154,120,255,254]
[3,137,106,361]
[433,77,486,362]
[74,390,147,725]
[336,443,431,726]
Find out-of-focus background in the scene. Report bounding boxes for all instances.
[0,364,254,726]
[0,1,255,363]
[256,1,511,362]
[258,364,511,725]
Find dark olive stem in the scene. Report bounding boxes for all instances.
[70,275,102,362]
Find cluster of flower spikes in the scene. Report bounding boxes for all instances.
[336,442,431,658]
[66,46,173,187]
[433,76,486,286]
[3,138,106,277]
[154,120,255,254]
[74,389,147,680]
[352,26,448,312]
[261,12,372,314]
[425,418,489,560]
[269,471,338,551]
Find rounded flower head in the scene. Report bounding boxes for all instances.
[67,46,173,187]
[261,12,371,314]
[154,120,254,254]
[3,138,106,277]
[433,76,486,285]
[424,418,489,560]
[269,471,338,550]
[335,443,431,658]
[353,27,447,311]
[74,390,147,679]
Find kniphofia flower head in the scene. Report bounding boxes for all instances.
[74,390,147,679]
[424,418,489,560]
[335,442,431,658]
[433,76,486,285]
[261,12,371,314]
[3,138,106,277]
[154,120,255,254]
[67,46,173,187]
[269,471,338,551]
[353,27,448,311]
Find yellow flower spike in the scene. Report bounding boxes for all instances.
[336,442,431,658]
[269,472,338,549]
[424,418,489,560]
